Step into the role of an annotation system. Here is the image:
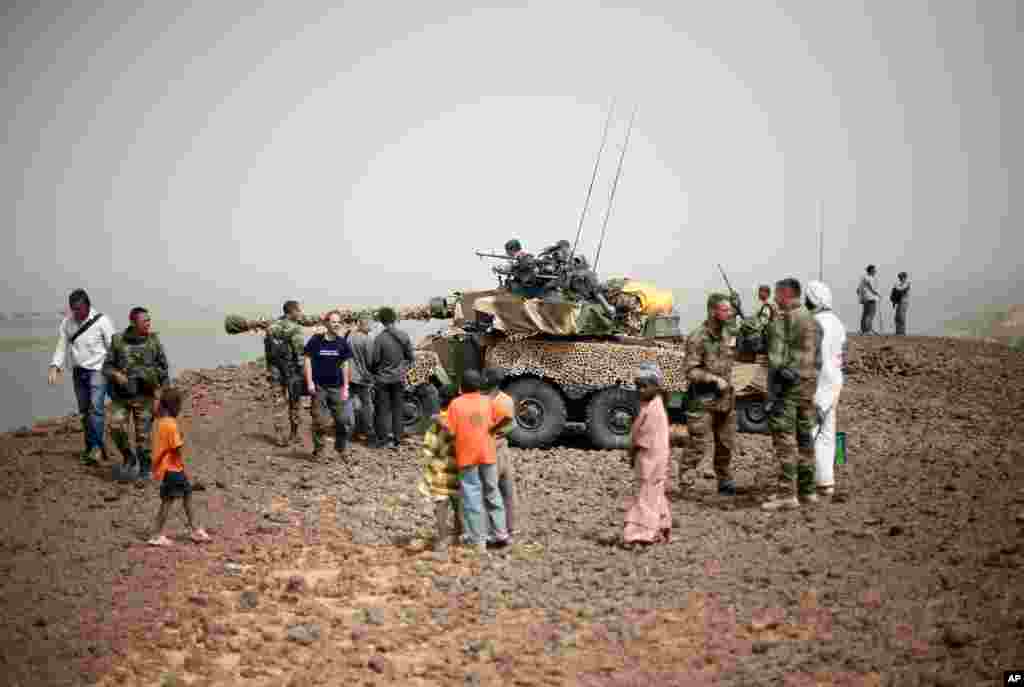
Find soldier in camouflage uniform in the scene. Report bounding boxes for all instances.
[756,285,777,327]
[264,300,306,446]
[762,278,821,511]
[102,307,170,481]
[682,293,738,495]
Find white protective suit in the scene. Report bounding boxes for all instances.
[806,281,848,489]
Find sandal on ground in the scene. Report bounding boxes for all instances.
[148,535,173,547]
[190,529,211,543]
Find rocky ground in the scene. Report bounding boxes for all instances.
[1,336,1023,687]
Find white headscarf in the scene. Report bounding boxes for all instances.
[805,280,833,312]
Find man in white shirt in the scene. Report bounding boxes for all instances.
[48,289,116,465]
[805,281,848,498]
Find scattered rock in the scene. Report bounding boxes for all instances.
[215,480,228,489]
[286,623,321,646]
[364,607,386,625]
[238,590,258,610]
[285,575,306,594]
[188,594,208,607]
[942,624,975,648]
[351,625,368,642]
[367,654,388,674]
[888,525,904,536]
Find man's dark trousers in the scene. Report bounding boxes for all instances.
[350,382,377,441]
[375,382,405,445]
[860,301,877,334]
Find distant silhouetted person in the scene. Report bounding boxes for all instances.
[857,265,880,334]
[890,272,911,335]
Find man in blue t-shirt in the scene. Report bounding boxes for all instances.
[303,311,353,459]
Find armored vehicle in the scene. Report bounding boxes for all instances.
[413,287,771,450]
[223,278,772,447]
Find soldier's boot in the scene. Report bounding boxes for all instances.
[113,432,137,467]
[433,500,450,552]
[81,447,101,467]
[797,463,818,504]
[761,463,800,511]
[288,421,301,446]
[137,448,152,481]
[717,479,737,496]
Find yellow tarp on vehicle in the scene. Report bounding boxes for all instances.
[620,281,674,316]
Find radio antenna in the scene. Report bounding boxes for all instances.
[570,99,616,262]
[593,105,637,272]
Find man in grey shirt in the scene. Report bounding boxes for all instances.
[857,265,880,335]
[371,307,415,448]
[347,316,378,445]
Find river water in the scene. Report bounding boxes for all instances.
[0,319,444,432]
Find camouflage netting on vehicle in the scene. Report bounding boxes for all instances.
[485,339,691,393]
[485,338,767,397]
[406,350,442,387]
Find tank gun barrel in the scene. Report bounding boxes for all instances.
[475,251,515,260]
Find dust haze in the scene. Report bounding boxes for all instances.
[4,1,1022,334]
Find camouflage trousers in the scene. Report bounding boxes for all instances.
[683,407,736,484]
[310,386,351,452]
[109,396,154,462]
[270,379,302,440]
[768,385,816,497]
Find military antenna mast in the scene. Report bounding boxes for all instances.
[570,99,616,263]
[593,105,638,272]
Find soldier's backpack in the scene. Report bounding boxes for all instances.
[265,325,298,378]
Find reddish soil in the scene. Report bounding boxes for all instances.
[1,336,1022,687]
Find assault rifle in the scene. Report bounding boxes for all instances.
[717,264,747,320]
[474,251,515,260]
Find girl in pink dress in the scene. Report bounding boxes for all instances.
[623,363,673,547]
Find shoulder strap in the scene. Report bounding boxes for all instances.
[69,313,103,345]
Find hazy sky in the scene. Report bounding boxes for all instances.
[4,1,1021,333]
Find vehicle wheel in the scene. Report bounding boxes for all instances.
[402,383,441,435]
[736,397,770,434]
[585,386,639,450]
[506,378,567,449]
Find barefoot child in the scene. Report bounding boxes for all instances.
[148,387,211,546]
[623,363,672,547]
[483,368,520,540]
[418,411,462,551]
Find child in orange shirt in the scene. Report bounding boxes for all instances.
[442,369,512,552]
[148,387,211,546]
